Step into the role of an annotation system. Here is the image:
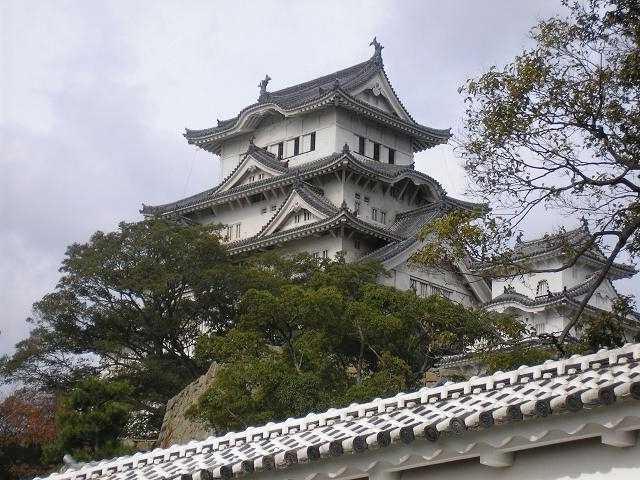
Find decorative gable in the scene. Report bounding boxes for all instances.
[216,150,287,193]
[349,71,413,122]
[259,188,333,237]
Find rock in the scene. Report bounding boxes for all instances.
[157,363,219,447]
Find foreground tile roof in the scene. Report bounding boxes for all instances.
[38,343,640,480]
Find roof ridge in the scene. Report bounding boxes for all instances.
[268,56,377,97]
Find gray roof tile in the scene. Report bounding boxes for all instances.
[38,343,640,480]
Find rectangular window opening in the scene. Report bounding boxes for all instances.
[373,143,380,161]
[358,136,365,155]
[277,142,284,159]
[388,148,395,164]
[310,132,316,151]
[294,137,300,156]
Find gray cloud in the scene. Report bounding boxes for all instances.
[3,0,634,359]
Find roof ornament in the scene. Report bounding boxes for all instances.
[342,143,350,153]
[515,231,524,244]
[258,74,271,102]
[340,200,349,210]
[333,73,341,90]
[369,36,384,65]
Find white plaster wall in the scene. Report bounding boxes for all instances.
[491,258,564,299]
[380,263,477,308]
[400,436,640,480]
[195,190,289,240]
[335,110,413,165]
[218,110,337,177]
[275,234,343,260]
[561,262,597,289]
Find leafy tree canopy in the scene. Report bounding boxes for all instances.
[416,0,640,348]
[1,218,530,453]
[43,377,135,463]
[191,257,527,433]
[1,218,246,435]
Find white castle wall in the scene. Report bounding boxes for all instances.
[218,110,338,177]
[334,109,413,165]
[402,435,640,480]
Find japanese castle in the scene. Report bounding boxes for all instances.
[142,40,636,337]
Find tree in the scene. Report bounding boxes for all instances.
[0,388,56,480]
[1,218,246,434]
[191,255,527,433]
[43,377,134,464]
[417,0,640,348]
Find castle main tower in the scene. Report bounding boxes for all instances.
[142,40,490,306]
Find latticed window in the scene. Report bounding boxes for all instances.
[536,279,550,297]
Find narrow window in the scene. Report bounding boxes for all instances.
[358,136,365,155]
[364,196,370,203]
[310,132,316,151]
[313,252,320,259]
[294,137,300,156]
[261,207,267,214]
[322,250,328,258]
[271,205,277,211]
[303,211,310,221]
[355,193,361,200]
[388,148,395,164]
[258,173,264,180]
[354,200,361,216]
[277,142,284,159]
[354,239,361,249]
[373,143,380,161]
[372,208,378,221]
[235,223,241,239]
[295,213,301,223]
[380,211,386,224]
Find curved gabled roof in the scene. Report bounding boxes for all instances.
[141,150,448,217]
[184,53,450,154]
[227,208,403,255]
[486,227,637,279]
[485,272,602,309]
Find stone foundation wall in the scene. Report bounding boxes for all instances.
[157,363,219,447]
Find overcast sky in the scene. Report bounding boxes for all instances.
[2,0,636,358]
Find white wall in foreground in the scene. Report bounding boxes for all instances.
[401,436,640,480]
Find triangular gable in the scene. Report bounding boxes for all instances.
[259,188,331,237]
[349,70,413,122]
[216,151,286,193]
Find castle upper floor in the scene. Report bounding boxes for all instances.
[183,39,450,177]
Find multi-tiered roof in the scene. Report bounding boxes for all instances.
[183,44,451,155]
[142,143,476,258]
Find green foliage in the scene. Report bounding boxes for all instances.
[1,218,246,435]
[191,256,527,433]
[417,0,640,350]
[43,377,134,463]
